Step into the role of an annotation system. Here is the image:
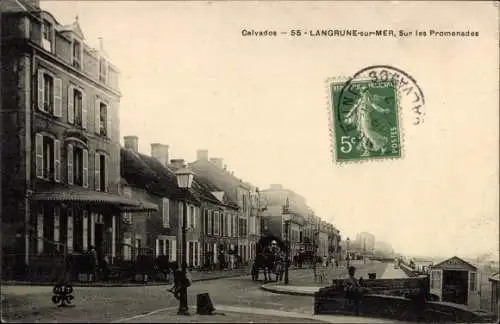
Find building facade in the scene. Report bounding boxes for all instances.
[356,232,376,255]
[190,150,258,263]
[1,1,154,272]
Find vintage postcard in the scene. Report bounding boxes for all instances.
[1,1,498,323]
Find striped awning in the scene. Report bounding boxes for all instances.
[33,189,159,212]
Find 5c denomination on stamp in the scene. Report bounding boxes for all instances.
[331,79,402,163]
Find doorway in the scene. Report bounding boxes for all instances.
[94,223,104,260]
[442,270,468,305]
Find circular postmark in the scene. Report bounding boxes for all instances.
[337,65,425,127]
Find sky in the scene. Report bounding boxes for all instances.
[40,1,499,259]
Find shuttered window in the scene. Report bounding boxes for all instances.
[162,198,169,228]
[67,144,73,185]
[82,149,88,188]
[95,153,101,191]
[53,77,62,117]
[67,85,74,124]
[54,139,61,182]
[35,134,43,178]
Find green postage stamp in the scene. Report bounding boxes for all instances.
[330,79,402,163]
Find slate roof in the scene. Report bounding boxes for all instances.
[120,148,199,204]
[168,164,237,209]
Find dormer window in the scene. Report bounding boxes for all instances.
[72,39,82,69]
[41,20,53,52]
[99,58,108,84]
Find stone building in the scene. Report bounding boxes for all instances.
[190,150,257,263]
[1,0,154,271]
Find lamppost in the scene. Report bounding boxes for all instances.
[346,237,350,268]
[282,198,291,285]
[175,167,195,316]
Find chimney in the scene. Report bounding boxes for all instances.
[170,159,185,169]
[124,136,138,153]
[210,158,223,169]
[151,143,169,166]
[197,149,209,161]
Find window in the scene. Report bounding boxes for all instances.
[99,58,108,84]
[208,211,213,235]
[162,198,169,228]
[228,214,232,237]
[188,206,195,228]
[469,272,477,291]
[204,209,209,234]
[41,20,52,52]
[155,237,176,262]
[68,87,87,128]
[35,134,61,182]
[214,211,219,236]
[95,153,107,192]
[100,102,107,136]
[188,241,194,267]
[431,270,442,289]
[122,212,132,225]
[67,144,88,187]
[37,70,62,117]
[219,212,224,236]
[135,236,142,257]
[72,40,82,69]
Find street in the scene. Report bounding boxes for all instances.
[2,272,320,323]
[1,263,406,323]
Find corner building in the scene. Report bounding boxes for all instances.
[1,0,151,271]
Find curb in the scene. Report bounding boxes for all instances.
[1,272,248,288]
[260,283,317,297]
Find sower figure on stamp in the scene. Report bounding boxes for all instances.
[343,85,391,157]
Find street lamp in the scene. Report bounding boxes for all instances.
[175,166,195,316]
[283,213,291,285]
[346,237,350,268]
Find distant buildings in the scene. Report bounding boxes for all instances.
[374,240,394,257]
[356,232,375,255]
[259,184,340,259]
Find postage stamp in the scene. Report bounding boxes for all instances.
[330,79,402,163]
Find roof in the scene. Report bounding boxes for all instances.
[432,256,478,271]
[188,170,239,209]
[33,187,158,212]
[489,273,499,282]
[167,163,229,207]
[121,148,198,203]
[0,0,38,13]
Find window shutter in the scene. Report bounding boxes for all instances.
[53,78,62,117]
[36,206,44,254]
[35,133,43,178]
[54,139,61,182]
[95,154,101,191]
[82,91,87,129]
[67,144,73,185]
[82,148,88,188]
[162,198,170,228]
[37,70,44,111]
[53,206,60,250]
[67,86,74,124]
[95,100,100,134]
[82,210,88,251]
[155,239,159,257]
[104,155,109,192]
[67,208,74,253]
[179,202,183,227]
[106,104,112,139]
[170,239,177,262]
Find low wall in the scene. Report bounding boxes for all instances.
[315,281,495,322]
[330,277,426,297]
[399,263,419,277]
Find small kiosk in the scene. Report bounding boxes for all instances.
[429,256,480,310]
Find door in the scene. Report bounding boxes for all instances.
[94,223,104,260]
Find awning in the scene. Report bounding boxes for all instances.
[33,189,159,212]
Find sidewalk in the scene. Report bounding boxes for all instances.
[261,263,402,297]
[114,304,398,323]
[1,268,248,288]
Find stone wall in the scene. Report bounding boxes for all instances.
[316,279,495,322]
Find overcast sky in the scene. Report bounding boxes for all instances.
[41,1,498,259]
